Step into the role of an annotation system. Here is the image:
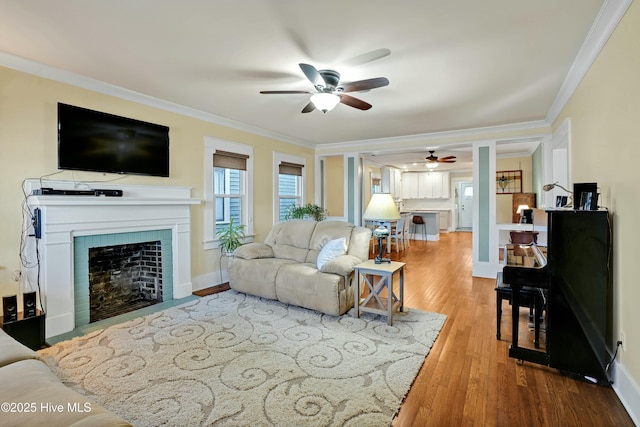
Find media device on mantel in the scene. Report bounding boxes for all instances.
[31,187,123,197]
[502,209,612,385]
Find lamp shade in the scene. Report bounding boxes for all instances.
[516,204,530,214]
[310,93,340,112]
[363,193,401,221]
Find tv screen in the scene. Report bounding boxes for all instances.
[58,103,170,177]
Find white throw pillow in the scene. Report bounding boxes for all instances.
[316,237,347,270]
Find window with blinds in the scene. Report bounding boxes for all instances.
[277,158,305,221]
[213,150,248,234]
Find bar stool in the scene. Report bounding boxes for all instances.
[411,215,426,241]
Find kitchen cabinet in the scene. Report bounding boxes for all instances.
[439,210,449,230]
[401,173,419,199]
[403,171,450,199]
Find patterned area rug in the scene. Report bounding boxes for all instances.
[39,291,446,426]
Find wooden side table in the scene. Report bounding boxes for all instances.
[354,260,406,325]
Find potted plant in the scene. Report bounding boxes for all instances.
[284,203,327,221]
[216,218,246,254]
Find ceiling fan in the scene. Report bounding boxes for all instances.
[424,151,456,169]
[260,63,389,113]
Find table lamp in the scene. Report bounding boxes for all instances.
[363,193,401,264]
[516,204,531,224]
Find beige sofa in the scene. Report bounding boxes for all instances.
[229,219,372,316]
[0,329,131,427]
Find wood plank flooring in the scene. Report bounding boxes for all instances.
[386,232,633,426]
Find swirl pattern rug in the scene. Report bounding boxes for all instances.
[38,290,446,426]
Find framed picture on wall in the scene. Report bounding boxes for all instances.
[496,170,522,194]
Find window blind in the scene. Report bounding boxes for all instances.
[279,161,304,176]
[213,150,249,171]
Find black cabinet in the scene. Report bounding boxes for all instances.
[1,310,46,350]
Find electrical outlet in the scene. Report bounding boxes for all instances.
[620,331,626,351]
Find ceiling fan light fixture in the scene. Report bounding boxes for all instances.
[310,93,340,113]
[426,162,438,169]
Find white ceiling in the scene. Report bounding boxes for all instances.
[0,0,615,166]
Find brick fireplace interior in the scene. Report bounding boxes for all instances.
[89,240,163,323]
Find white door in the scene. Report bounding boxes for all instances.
[458,182,473,229]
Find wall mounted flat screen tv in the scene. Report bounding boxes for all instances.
[58,103,170,177]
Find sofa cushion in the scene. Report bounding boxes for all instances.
[233,242,274,260]
[0,359,131,427]
[0,328,42,368]
[275,263,345,315]
[264,220,317,262]
[316,237,347,270]
[228,257,297,299]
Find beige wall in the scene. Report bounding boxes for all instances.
[495,156,533,223]
[553,2,640,389]
[323,155,344,217]
[0,66,314,292]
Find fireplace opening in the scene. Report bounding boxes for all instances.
[89,241,163,323]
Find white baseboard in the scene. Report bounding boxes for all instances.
[173,281,194,299]
[192,271,227,292]
[612,360,640,425]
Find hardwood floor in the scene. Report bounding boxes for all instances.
[386,232,633,426]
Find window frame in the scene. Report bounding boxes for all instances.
[204,137,254,250]
[273,152,306,224]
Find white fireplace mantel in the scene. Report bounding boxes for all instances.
[23,179,200,338]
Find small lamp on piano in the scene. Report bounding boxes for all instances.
[363,193,401,264]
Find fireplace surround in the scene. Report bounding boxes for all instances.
[23,179,200,338]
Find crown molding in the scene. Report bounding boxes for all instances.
[546,0,633,123]
[0,51,315,149]
[315,120,551,155]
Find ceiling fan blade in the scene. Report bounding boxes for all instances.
[342,48,391,67]
[439,159,457,163]
[299,63,325,87]
[439,155,457,160]
[260,90,312,94]
[301,102,316,113]
[340,77,389,93]
[339,94,372,110]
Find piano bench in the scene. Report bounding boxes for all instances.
[495,274,545,348]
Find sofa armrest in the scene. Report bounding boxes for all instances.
[0,329,42,368]
[233,242,274,260]
[319,254,363,276]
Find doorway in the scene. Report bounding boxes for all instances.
[457,182,473,230]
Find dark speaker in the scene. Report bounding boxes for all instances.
[23,292,37,318]
[2,295,18,323]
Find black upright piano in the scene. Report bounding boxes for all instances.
[502,209,612,385]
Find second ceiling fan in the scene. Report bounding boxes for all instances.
[260,63,389,113]
[424,151,456,169]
